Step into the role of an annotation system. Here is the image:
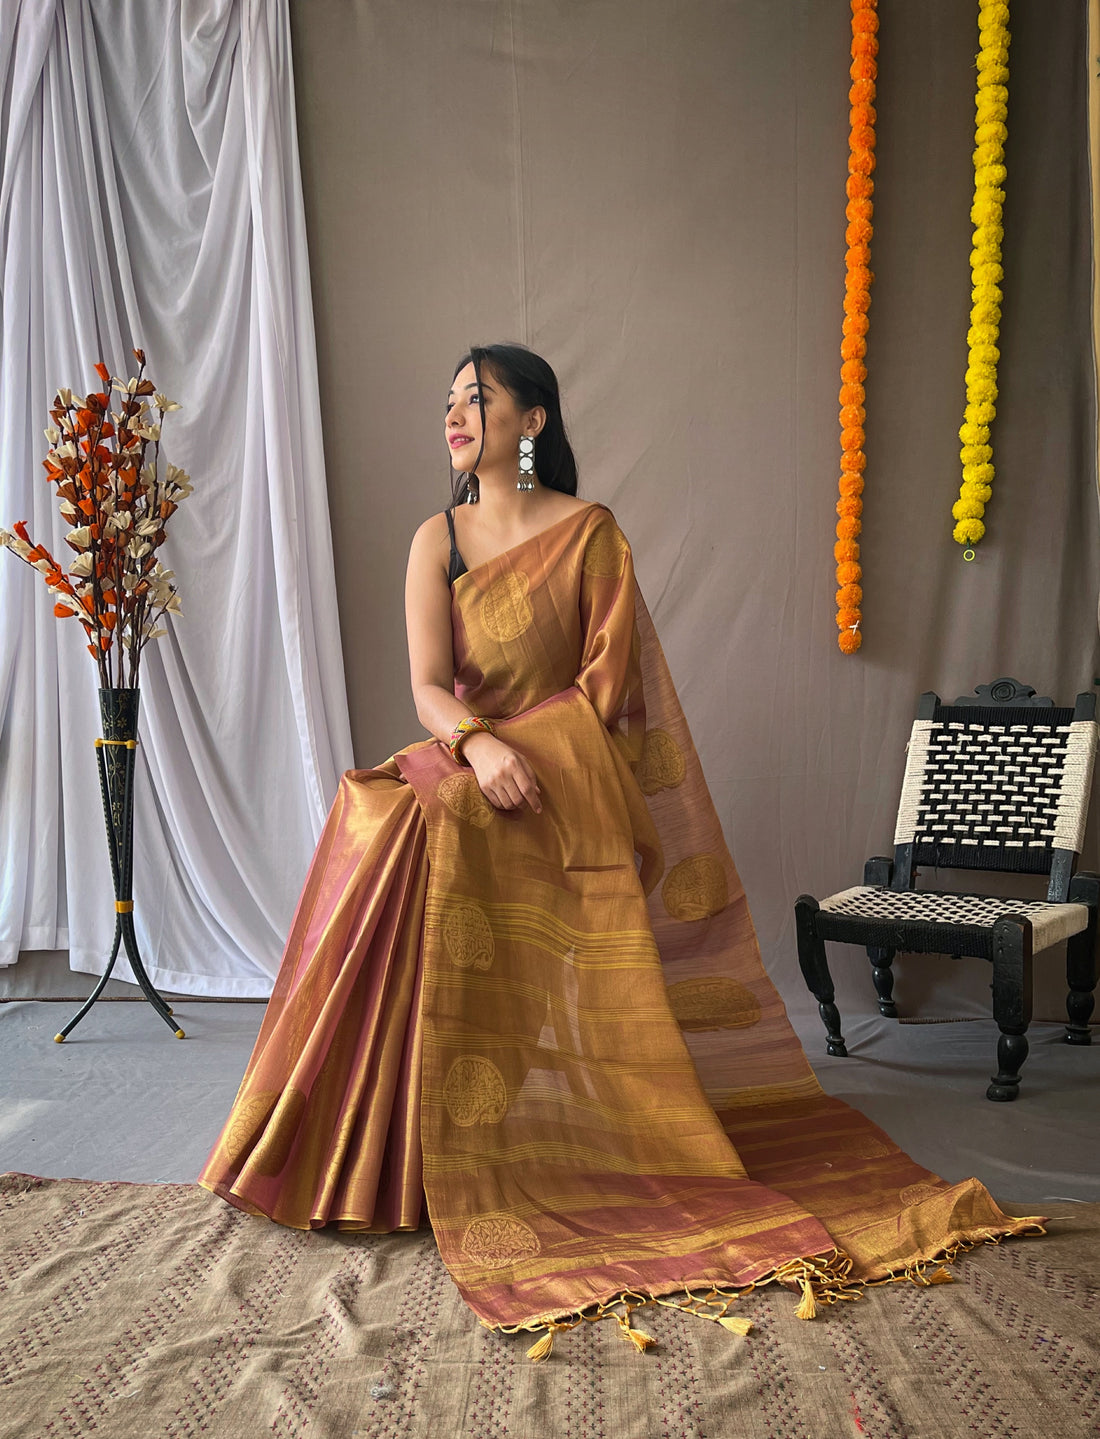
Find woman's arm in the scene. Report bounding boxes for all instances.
[404,518,541,813]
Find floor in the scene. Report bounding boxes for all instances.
[1,991,1097,1205]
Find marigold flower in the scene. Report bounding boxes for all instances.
[836,560,862,585]
[836,607,862,631]
[838,475,865,499]
[835,538,860,563]
[843,292,871,320]
[836,516,862,541]
[953,517,986,544]
[838,628,863,654]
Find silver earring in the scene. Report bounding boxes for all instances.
[517,435,535,492]
[465,475,480,504]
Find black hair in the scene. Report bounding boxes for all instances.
[448,342,579,507]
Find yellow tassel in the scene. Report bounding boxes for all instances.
[927,1267,955,1285]
[623,1325,658,1353]
[794,1278,818,1320]
[525,1331,555,1362]
[718,1315,753,1336]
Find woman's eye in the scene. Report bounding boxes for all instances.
[445,392,480,414]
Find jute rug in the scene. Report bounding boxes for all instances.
[1,1174,1097,1439]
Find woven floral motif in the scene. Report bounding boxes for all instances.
[437,773,495,828]
[461,1214,542,1268]
[582,523,628,579]
[636,729,686,796]
[661,854,728,921]
[444,1057,508,1128]
[480,572,533,642]
[666,977,761,1031]
[442,903,495,971]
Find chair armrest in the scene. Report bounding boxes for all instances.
[1068,871,1100,907]
[863,855,894,887]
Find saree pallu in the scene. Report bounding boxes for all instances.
[199,503,1043,1347]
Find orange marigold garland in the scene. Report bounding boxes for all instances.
[835,0,878,655]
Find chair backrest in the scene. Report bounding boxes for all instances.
[891,681,1097,902]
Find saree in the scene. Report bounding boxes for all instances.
[199,502,1043,1351]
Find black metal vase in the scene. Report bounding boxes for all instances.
[55,688,182,1041]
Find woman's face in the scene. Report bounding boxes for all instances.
[445,361,538,473]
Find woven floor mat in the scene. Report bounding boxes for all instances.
[1,1173,1097,1439]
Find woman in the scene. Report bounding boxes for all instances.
[199,343,1041,1356]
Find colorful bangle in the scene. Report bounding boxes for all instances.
[448,714,495,762]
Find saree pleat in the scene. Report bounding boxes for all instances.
[200,502,1044,1339]
[200,766,430,1231]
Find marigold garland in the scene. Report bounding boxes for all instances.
[952,0,1009,550]
[834,0,878,655]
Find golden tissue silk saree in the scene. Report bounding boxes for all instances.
[199,502,1042,1347]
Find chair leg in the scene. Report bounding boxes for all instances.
[795,896,847,1057]
[1065,914,1097,1046]
[988,917,1034,1102]
[867,946,898,1018]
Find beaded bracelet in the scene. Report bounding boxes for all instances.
[448,714,496,762]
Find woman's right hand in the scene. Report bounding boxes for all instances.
[462,733,542,814]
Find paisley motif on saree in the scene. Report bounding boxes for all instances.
[199,503,1043,1344]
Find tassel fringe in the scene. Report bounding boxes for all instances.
[794,1278,817,1321]
[492,1223,1046,1360]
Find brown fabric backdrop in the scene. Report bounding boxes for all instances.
[281,0,1099,1019]
[284,0,1099,1022]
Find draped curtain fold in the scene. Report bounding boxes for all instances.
[0,0,353,993]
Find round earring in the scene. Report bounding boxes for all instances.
[517,435,535,492]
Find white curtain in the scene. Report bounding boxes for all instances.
[0,0,353,993]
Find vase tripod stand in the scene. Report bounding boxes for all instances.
[54,687,183,1042]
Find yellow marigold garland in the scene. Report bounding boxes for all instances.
[953,0,1010,550]
[835,0,878,655]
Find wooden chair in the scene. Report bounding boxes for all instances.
[795,678,1099,1100]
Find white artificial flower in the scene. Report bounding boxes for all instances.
[66,526,92,549]
[44,426,60,444]
[153,392,181,412]
[69,553,94,577]
[57,388,73,406]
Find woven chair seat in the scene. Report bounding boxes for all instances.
[817,885,1088,957]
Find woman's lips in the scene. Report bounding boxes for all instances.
[450,437,473,449]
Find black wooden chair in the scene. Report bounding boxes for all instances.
[795,678,1099,1100]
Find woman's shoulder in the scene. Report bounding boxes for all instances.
[410,510,452,552]
[579,499,628,542]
